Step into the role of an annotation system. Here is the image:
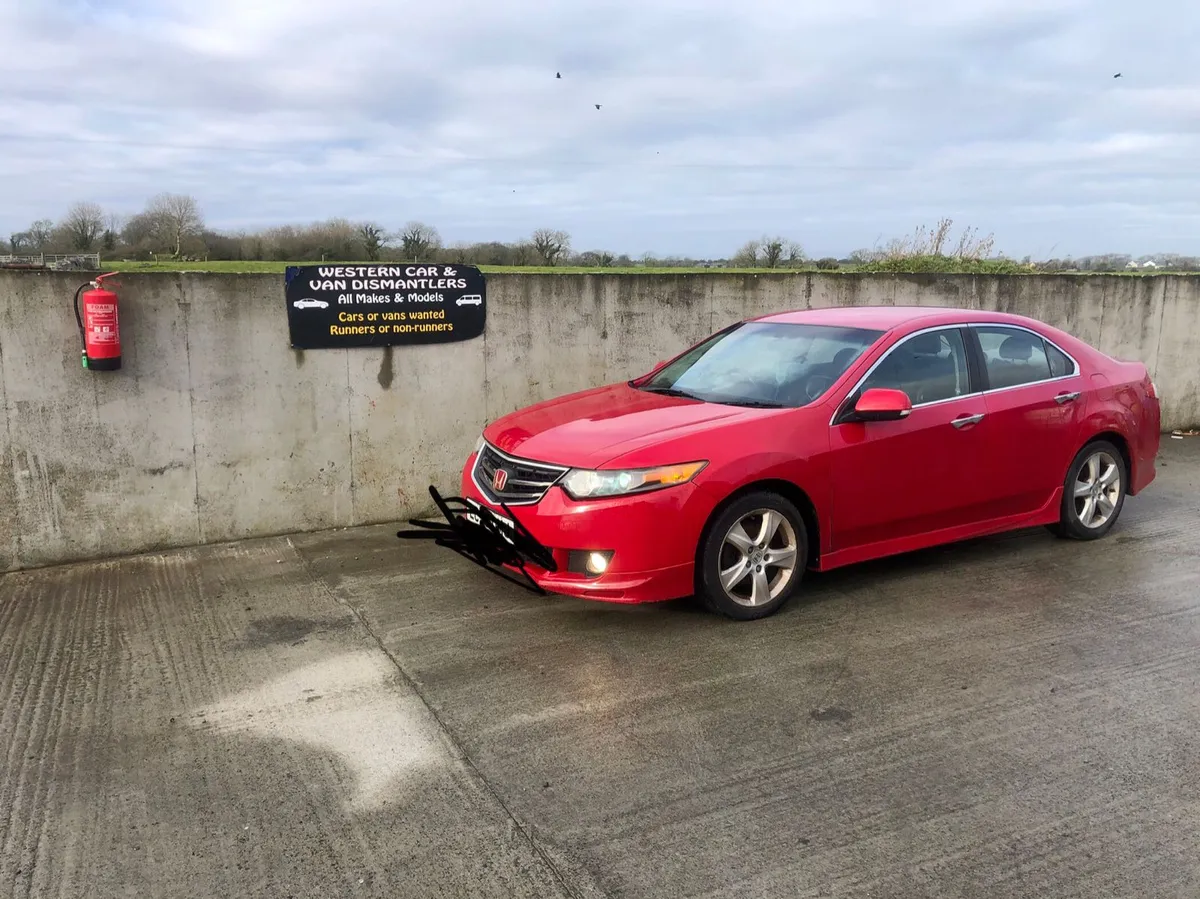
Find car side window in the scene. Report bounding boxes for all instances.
[975,326,1055,389]
[1046,342,1073,378]
[859,329,971,406]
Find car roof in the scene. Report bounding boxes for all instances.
[750,305,1041,332]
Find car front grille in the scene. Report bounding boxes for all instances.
[472,441,569,506]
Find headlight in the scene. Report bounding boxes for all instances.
[474,435,486,455]
[560,461,707,500]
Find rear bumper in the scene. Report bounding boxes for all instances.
[458,454,702,604]
[1131,451,1156,495]
[1129,398,1162,496]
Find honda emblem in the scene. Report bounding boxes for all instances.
[492,468,509,491]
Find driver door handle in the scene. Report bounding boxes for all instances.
[951,413,985,429]
[1054,391,1081,404]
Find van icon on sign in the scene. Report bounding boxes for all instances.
[456,294,482,306]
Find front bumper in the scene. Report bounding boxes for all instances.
[458,453,703,603]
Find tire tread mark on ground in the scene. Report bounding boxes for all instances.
[0,574,35,895]
[0,564,114,898]
[134,549,273,893]
[27,577,75,898]
[0,571,67,898]
[53,562,118,898]
[284,537,592,899]
[38,564,110,898]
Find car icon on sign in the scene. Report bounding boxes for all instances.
[456,294,482,306]
[293,298,329,309]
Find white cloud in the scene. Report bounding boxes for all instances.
[2,0,1198,257]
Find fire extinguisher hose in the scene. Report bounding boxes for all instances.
[73,281,88,365]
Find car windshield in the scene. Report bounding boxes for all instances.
[636,321,884,408]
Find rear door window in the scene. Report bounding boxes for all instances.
[975,326,1055,390]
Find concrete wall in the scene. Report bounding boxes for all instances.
[2,270,1197,572]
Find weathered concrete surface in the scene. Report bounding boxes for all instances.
[2,269,1199,573]
[3,439,1198,898]
[0,284,15,572]
[0,272,199,571]
[0,538,578,898]
[185,273,356,541]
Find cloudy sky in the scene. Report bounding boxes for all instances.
[2,0,1197,259]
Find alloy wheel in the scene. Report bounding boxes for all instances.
[717,509,799,607]
[1073,449,1122,529]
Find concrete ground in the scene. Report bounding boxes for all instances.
[2,441,1199,899]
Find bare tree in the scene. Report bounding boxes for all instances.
[762,239,785,268]
[397,221,440,259]
[120,212,159,252]
[759,236,804,268]
[360,223,387,261]
[101,212,124,251]
[731,239,761,267]
[531,228,570,266]
[576,250,615,267]
[27,219,53,250]
[144,193,204,256]
[63,202,105,251]
[511,240,539,266]
[308,218,360,261]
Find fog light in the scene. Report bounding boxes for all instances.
[568,549,614,577]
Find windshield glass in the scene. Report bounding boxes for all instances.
[636,321,884,407]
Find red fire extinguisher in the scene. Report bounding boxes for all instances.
[73,272,122,371]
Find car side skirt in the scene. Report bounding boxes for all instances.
[815,487,1065,572]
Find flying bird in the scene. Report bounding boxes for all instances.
[556,72,561,78]
[1113,72,1122,78]
[595,104,601,109]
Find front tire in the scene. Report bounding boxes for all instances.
[696,491,808,620]
[1051,439,1127,540]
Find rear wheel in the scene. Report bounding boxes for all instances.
[1049,439,1127,540]
[696,491,808,620]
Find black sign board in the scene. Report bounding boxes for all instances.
[283,263,485,348]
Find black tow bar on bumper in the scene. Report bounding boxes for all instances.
[396,485,558,594]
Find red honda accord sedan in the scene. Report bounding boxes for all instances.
[457,305,1161,619]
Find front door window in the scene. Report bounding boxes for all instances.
[858,328,972,407]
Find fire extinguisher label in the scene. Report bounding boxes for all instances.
[88,303,118,344]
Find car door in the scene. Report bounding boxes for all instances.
[969,324,1087,518]
[828,326,992,551]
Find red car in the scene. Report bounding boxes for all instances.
[458,305,1161,619]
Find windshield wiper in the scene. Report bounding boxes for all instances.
[640,385,703,400]
[718,398,787,408]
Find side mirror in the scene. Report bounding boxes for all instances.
[853,388,912,422]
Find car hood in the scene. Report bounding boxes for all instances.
[484,382,771,468]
